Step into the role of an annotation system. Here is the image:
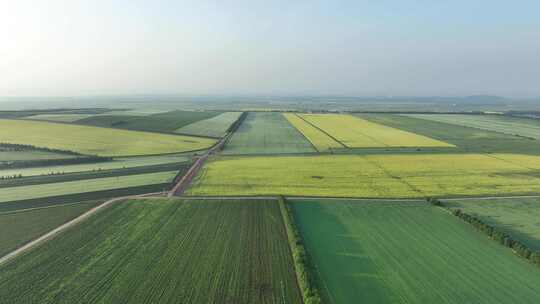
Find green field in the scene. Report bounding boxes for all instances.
[290,199,540,304]
[223,112,315,154]
[0,199,302,303]
[404,114,540,140]
[0,171,177,203]
[175,112,242,137]
[0,150,77,162]
[0,201,101,257]
[77,110,221,133]
[357,113,540,154]
[23,114,94,122]
[0,119,215,157]
[445,197,540,251]
[0,184,168,213]
[0,162,190,188]
[0,154,189,178]
[188,154,540,198]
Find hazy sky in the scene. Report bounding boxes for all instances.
[1,0,539,97]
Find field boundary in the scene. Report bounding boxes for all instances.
[278,196,320,304]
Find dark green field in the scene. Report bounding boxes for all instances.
[290,199,540,304]
[76,110,221,133]
[0,184,168,213]
[0,199,302,304]
[0,201,101,257]
[223,112,316,155]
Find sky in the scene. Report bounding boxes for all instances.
[1,0,539,98]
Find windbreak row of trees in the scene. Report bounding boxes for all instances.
[0,142,82,155]
[278,196,322,304]
[0,156,113,170]
[428,198,540,266]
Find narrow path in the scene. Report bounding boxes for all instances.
[168,132,230,196]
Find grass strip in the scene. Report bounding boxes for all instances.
[278,196,322,304]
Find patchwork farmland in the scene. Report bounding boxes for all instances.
[3,107,540,304]
[404,114,540,140]
[175,111,243,137]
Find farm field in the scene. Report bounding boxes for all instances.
[0,198,302,304]
[0,162,190,188]
[188,154,540,198]
[0,150,77,162]
[445,197,540,251]
[283,113,343,151]
[175,111,242,137]
[223,112,315,155]
[290,199,540,304]
[0,154,189,178]
[358,113,540,154]
[0,119,215,157]
[0,171,177,203]
[23,114,94,122]
[299,113,454,148]
[403,114,540,140]
[99,108,173,116]
[0,201,101,257]
[76,110,221,133]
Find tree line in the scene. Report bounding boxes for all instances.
[428,198,540,266]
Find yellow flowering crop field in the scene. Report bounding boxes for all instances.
[299,114,454,148]
[187,153,540,198]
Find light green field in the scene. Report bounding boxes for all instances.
[0,171,177,203]
[300,114,454,148]
[0,119,216,157]
[445,197,540,251]
[291,200,540,304]
[188,154,540,198]
[404,114,540,139]
[224,112,315,155]
[0,201,100,257]
[0,199,302,303]
[23,114,94,122]
[175,112,242,137]
[0,154,188,178]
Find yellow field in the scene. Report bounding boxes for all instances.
[300,114,454,148]
[0,119,216,157]
[187,154,540,198]
[283,113,343,151]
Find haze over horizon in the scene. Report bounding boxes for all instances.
[1,1,539,98]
